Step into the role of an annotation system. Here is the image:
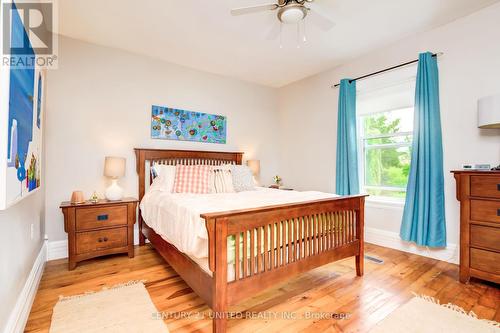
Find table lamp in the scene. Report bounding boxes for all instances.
[247,159,260,184]
[478,94,500,129]
[104,156,125,201]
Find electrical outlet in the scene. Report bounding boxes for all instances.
[30,223,34,240]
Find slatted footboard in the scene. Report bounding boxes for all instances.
[202,195,365,332]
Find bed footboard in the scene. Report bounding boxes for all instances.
[201,195,366,333]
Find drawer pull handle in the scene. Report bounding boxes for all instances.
[103,237,108,242]
[497,209,500,217]
[97,214,109,221]
[497,184,500,191]
[98,237,103,242]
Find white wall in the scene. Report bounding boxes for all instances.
[45,36,280,242]
[278,2,500,262]
[0,193,45,331]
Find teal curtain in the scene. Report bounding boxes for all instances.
[336,79,359,195]
[400,52,446,247]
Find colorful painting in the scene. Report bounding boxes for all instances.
[0,3,44,209]
[151,105,226,144]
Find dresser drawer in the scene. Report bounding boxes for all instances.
[75,205,127,231]
[76,228,127,254]
[471,176,500,199]
[470,225,500,252]
[470,248,500,275]
[470,200,500,223]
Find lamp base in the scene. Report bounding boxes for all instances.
[105,179,124,201]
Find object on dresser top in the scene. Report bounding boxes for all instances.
[89,191,99,204]
[70,191,85,204]
[452,170,500,284]
[104,156,126,201]
[60,197,138,270]
[461,164,491,171]
[272,175,282,187]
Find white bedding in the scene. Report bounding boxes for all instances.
[140,187,338,259]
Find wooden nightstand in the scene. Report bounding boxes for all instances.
[60,197,138,270]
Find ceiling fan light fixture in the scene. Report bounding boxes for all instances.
[278,5,307,24]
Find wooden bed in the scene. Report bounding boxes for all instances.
[135,148,366,332]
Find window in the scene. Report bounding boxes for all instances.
[359,108,413,199]
[356,69,416,200]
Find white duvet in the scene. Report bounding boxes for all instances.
[140,186,338,259]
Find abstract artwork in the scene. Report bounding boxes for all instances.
[0,3,44,209]
[151,105,226,144]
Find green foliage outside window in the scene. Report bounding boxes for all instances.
[362,110,413,198]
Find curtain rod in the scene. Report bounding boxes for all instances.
[331,52,443,89]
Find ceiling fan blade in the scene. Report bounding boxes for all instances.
[266,22,281,40]
[307,8,336,31]
[231,3,278,16]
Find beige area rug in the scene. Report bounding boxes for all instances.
[371,294,500,333]
[49,281,169,333]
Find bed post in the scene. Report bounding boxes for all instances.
[356,196,365,276]
[135,149,146,246]
[211,217,228,333]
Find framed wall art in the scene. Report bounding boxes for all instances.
[151,105,227,144]
[0,3,45,209]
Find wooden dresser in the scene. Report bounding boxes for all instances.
[60,198,138,270]
[452,171,500,284]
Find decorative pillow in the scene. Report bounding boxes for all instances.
[151,164,176,192]
[173,165,211,194]
[231,165,255,192]
[211,165,235,193]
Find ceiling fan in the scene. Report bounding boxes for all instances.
[231,0,335,41]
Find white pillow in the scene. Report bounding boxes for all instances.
[151,164,176,192]
[210,165,235,193]
[231,165,255,192]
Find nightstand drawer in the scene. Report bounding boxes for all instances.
[471,176,500,199]
[470,200,500,223]
[75,205,127,231]
[470,225,500,251]
[76,228,127,254]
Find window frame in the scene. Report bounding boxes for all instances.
[357,106,414,201]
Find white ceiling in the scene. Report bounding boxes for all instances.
[55,0,499,87]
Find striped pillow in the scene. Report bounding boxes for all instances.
[173,165,211,194]
[211,165,235,193]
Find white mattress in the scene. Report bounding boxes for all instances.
[140,187,337,261]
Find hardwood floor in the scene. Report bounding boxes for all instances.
[26,243,500,332]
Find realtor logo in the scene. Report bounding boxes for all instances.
[2,1,58,68]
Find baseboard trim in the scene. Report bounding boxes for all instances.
[365,227,459,264]
[48,226,144,260]
[4,241,47,333]
[47,239,68,260]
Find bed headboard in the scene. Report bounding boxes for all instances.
[134,148,243,201]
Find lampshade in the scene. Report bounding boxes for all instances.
[478,94,500,129]
[246,160,260,176]
[104,156,126,179]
